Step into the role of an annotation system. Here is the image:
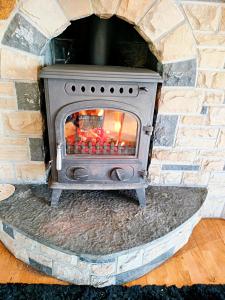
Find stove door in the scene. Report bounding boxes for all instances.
[54,100,149,184]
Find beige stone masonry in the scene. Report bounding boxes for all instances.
[58,0,93,21]
[0,163,15,180]
[20,0,70,37]
[3,111,42,136]
[92,0,120,18]
[201,159,225,172]
[182,172,209,186]
[137,0,184,42]
[209,107,225,126]
[209,172,225,186]
[1,48,41,81]
[0,82,15,97]
[0,145,29,161]
[148,164,161,184]
[15,162,46,182]
[183,4,220,31]
[181,116,209,126]
[176,127,217,148]
[220,7,225,32]
[199,150,225,158]
[204,90,224,106]
[160,171,182,185]
[152,149,196,162]
[198,48,225,69]
[217,129,225,148]
[0,97,17,110]
[198,71,225,89]
[194,32,225,47]
[159,89,203,114]
[0,22,7,42]
[153,23,196,62]
[117,0,155,24]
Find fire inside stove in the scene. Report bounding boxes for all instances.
[65,109,138,156]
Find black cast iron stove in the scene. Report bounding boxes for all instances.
[40,65,161,207]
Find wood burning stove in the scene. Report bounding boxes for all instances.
[40,65,161,207]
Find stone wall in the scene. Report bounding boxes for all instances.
[0,0,224,218]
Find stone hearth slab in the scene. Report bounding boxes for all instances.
[0,185,207,286]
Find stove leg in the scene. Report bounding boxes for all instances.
[136,188,146,208]
[50,189,62,207]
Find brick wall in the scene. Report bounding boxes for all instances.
[0,0,224,217]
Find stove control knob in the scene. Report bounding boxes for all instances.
[73,167,88,181]
[110,168,130,182]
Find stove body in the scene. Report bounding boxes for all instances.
[40,65,161,207]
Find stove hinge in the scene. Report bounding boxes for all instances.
[143,125,153,136]
[139,170,149,179]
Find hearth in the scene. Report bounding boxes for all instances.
[40,65,161,207]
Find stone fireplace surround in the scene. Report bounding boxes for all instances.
[0,0,224,281]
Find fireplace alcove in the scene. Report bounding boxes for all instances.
[0,13,207,286]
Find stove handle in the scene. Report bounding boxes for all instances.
[139,86,149,92]
[56,143,62,171]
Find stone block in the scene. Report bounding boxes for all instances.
[198,48,225,69]
[176,128,216,148]
[29,257,52,276]
[182,172,209,186]
[183,4,220,31]
[0,22,6,41]
[159,89,203,114]
[209,172,225,186]
[162,59,196,87]
[39,244,77,265]
[90,261,116,276]
[0,137,27,146]
[153,115,178,147]
[204,91,224,105]
[58,0,93,21]
[29,138,44,161]
[195,32,225,46]
[209,107,225,126]
[2,14,48,55]
[220,7,225,31]
[0,145,29,161]
[201,159,224,172]
[162,164,199,171]
[14,231,41,252]
[0,0,16,19]
[137,0,184,41]
[181,115,209,126]
[154,23,196,62]
[198,71,225,89]
[117,250,143,273]
[1,48,41,80]
[148,164,161,184]
[3,223,14,239]
[20,0,70,37]
[15,162,46,182]
[117,0,155,24]
[0,231,16,254]
[90,275,115,287]
[0,97,17,110]
[217,130,225,148]
[152,150,196,163]
[0,82,15,96]
[53,261,90,284]
[160,171,182,184]
[3,111,42,136]
[92,0,120,18]
[15,82,40,111]
[199,150,225,158]
[14,247,29,263]
[0,163,15,180]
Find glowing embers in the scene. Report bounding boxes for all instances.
[65,109,138,155]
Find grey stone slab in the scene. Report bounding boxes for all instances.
[154,115,178,147]
[200,106,208,115]
[116,247,175,284]
[29,258,52,276]
[162,165,200,171]
[0,185,206,256]
[79,255,116,264]
[15,82,40,111]
[162,59,196,86]
[3,223,14,239]
[2,14,48,55]
[29,138,44,161]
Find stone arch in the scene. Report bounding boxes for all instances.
[1,0,197,86]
